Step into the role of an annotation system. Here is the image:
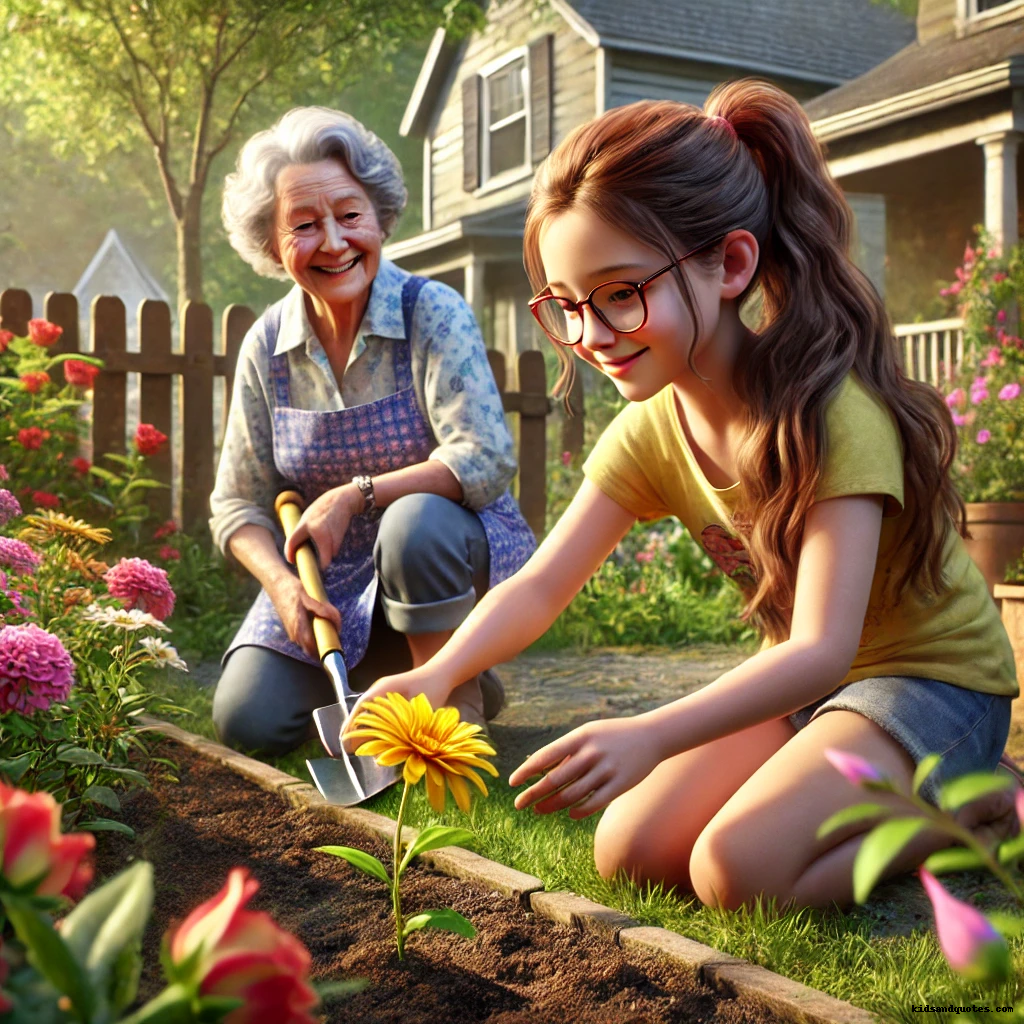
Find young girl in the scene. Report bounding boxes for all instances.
[294,79,1020,910]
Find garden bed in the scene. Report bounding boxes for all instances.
[95,739,789,1024]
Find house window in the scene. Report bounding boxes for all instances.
[482,53,528,182]
[968,0,1023,16]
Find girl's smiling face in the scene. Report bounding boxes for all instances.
[272,158,384,313]
[537,207,725,402]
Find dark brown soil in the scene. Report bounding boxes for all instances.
[95,741,785,1024]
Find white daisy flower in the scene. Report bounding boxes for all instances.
[81,603,171,632]
[139,636,188,672]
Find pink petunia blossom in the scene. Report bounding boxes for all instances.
[981,347,1002,368]
[945,388,965,408]
[104,557,175,621]
[977,429,992,444]
[824,748,887,787]
[952,412,967,427]
[970,387,989,405]
[999,383,1021,401]
[919,869,1010,982]
[0,491,21,527]
[997,309,1007,323]
[0,624,74,715]
[0,466,8,482]
[0,538,41,576]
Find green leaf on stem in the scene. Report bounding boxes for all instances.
[853,817,928,903]
[816,803,890,840]
[0,753,34,783]
[939,772,1014,813]
[315,846,390,885]
[399,825,476,875]
[102,453,137,468]
[83,785,121,812]
[87,466,121,484]
[2,892,96,1020]
[912,754,942,796]
[78,818,135,837]
[401,907,476,939]
[195,996,246,1021]
[997,832,1024,865]
[56,746,107,766]
[922,847,988,875]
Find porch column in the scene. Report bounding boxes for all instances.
[976,130,1022,252]
[464,256,487,340]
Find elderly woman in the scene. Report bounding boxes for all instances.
[210,106,536,755]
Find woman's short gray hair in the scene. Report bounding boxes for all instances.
[222,106,407,280]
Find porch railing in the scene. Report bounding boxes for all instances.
[0,289,552,537]
[893,317,965,388]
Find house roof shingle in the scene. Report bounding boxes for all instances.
[561,0,916,84]
[805,20,1024,122]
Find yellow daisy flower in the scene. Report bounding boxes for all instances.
[348,692,498,813]
[19,512,112,549]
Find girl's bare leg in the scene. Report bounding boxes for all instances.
[593,717,795,892]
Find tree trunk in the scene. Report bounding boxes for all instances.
[176,193,205,313]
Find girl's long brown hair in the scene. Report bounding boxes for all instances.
[523,79,965,643]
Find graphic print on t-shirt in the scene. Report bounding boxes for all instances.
[700,524,756,581]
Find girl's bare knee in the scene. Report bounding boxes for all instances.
[689,821,766,910]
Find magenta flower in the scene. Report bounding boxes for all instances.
[823,748,887,787]
[981,347,1002,368]
[0,491,20,527]
[0,538,41,576]
[997,309,1007,323]
[0,624,74,715]
[561,451,572,467]
[999,383,1020,401]
[952,411,967,427]
[1016,788,1024,829]
[977,430,992,444]
[104,557,176,621]
[919,869,1010,983]
[970,387,989,405]
[945,388,965,408]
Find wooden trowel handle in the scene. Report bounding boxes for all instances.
[274,490,342,658]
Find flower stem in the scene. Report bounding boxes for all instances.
[393,780,412,961]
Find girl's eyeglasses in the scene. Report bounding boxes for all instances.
[527,238,724,347]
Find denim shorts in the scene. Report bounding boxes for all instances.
[788,676,1012,805]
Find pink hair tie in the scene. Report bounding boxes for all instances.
[707,114,737,139]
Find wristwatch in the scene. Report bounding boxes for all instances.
[352,475,382,521]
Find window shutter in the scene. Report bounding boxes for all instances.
[462,75,481,192]
[529,34,553,163]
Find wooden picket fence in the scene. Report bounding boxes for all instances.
[0,289,552,537]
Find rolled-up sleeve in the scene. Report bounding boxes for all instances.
[414,282,517,510]
[208,322,284,554]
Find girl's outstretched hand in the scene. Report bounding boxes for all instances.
[509,718,661,819]
[340,670,454,753]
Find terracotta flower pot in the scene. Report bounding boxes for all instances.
[963,502,1024,597]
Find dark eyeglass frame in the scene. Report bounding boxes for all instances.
[528,237,725,347]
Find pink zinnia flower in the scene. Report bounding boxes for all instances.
[823,748,887,787]
[997,309,1007,323]
[919,869,1010,982]
[952,412,967,427]
[945,388,965,408]
[977,429,992,444]
[0,624,74,715]
[104,557,175,621]
[0,491,21,527]
[981,347,1002,368]
[970,387,988,405]
[999,383,1020,401]
[0,538,41,576]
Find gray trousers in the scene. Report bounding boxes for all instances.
[212,493,490,755]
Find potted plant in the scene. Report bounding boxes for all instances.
[939,235,1024,595]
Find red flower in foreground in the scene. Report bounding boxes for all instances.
[71,457,92,475]
[167,867,319,1024]
[0,780,93,898]
[31,491,60,510]
[0,330,12,354]
[134,423,168,457]
[17,427,44,451]
[158,545,181,562]
[27,319,62,347]
[20,371,50,394]
[63,359,100,389]
[104,556,175,620]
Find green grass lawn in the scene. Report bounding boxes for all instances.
[145,667,1024,1024]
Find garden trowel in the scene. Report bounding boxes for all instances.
[274,490,399,807]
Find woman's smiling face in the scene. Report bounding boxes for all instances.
[272,158,383,312]
[538,207,723,402]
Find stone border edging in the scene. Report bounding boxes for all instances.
[139,717,876,1024]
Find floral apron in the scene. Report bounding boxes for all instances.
[224,275,536,669]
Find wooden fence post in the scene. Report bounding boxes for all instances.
[220,305,255,439]
[91,296,128,461]
[139,300,173,523]
[181,301,214,531]
[517,350,548,537]
[44,293,80,385]
[0,289,32,336]
[560,373,585,458]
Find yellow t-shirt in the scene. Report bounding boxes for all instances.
[583,374,1018,697]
